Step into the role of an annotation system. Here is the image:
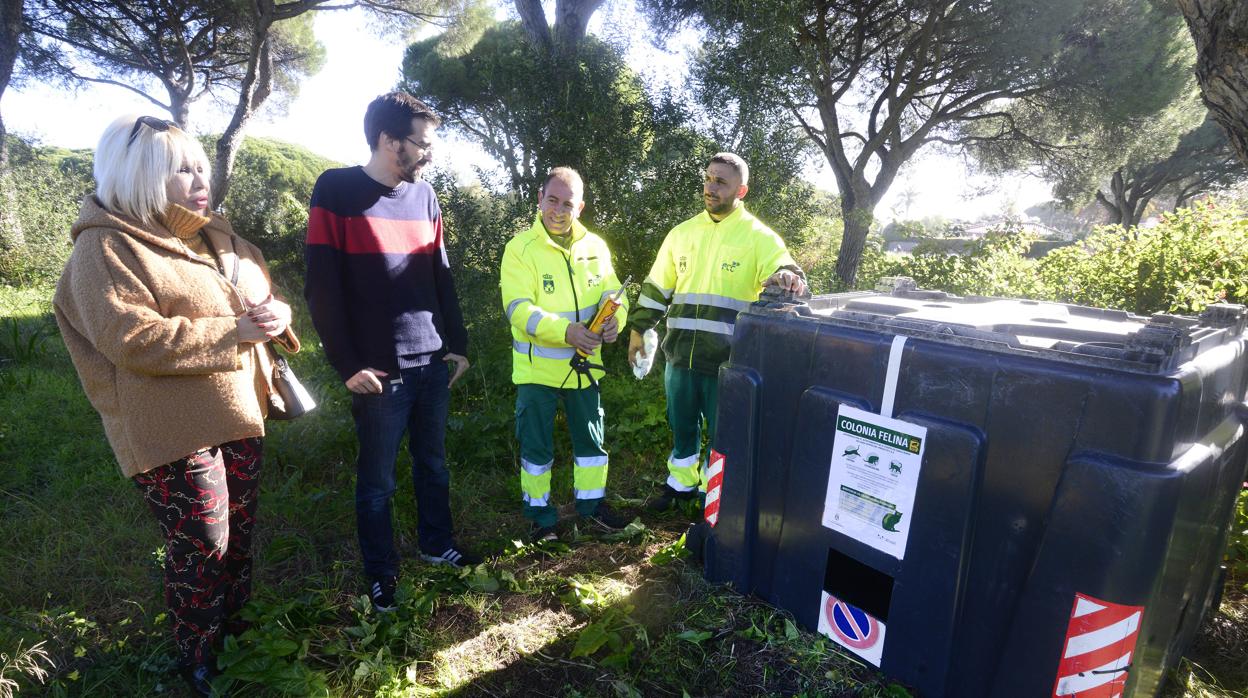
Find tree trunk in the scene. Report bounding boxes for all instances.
[1097,170,1156,228]
[515,0,552,53]
[1099,172,1133,226]
[553,0,603,56]
[1178,0,1248,167]
[168,90,192,129]
[834,193,875,290]
[0,0,25,250]
[1094,190,1124,225]
[1122,201,1146,228]
[0,0,21,173]
[0,164,21,252]
[0,0,19,118]
[515,0,603,57]
[212,9,275,210]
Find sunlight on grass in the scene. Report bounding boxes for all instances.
[590,575,636,602]
[431,608,577,689]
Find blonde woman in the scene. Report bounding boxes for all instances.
[53,115,298,697]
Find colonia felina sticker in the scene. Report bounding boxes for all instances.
[822,405,927,560]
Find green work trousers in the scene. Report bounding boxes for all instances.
[664,364,719,493]
[516,383,609,527]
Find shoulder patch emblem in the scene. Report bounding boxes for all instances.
[678,255,688,274]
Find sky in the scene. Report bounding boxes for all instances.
[5,1,1052,224]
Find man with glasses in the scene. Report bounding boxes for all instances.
[305,92,480,614]
[629,153,807,513]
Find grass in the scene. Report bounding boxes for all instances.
[1,281,1246,698]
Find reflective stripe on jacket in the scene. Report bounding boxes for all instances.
[500,214,628,388]
[630,205,799,374]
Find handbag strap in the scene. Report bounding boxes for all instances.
[200,230,247,314]
[200,230,240,286]
[203,231,290,355]
[229,237,239,286]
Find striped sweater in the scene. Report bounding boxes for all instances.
[304,166,467,382]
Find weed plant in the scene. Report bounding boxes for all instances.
[0,284,916,697]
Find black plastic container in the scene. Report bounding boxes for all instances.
[705,281,1248,698]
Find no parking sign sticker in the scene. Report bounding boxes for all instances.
[817,591,886,667]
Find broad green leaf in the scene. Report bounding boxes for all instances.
[570,622,613,658]
[675,630,712,644]
[784,619,799,640]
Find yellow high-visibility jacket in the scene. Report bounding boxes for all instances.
[630,205,799,375]
[500,215,628,388]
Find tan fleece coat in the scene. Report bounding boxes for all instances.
[54,196,300,478]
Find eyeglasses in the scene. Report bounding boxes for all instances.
[127,116,176,147]
[404,136,432,151]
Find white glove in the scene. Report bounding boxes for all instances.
[631,329,659,379]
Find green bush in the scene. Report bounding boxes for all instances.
[1230,488,1248,591]
[429,170,529,331]
[216,137,340,276]
[0,136,336,288]
[837,202,1248,321]
[0,142,93,286]
[849,224,1048,299]
[1040,202,1248,315]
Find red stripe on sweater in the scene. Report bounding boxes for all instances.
[307,207,440,255]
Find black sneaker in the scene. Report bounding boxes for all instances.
[420,545,483,568]
[647,484,698,512]
[584,503,631,531]
[178,662,222,697]
[370,575,398,613]
[530,525,559,543]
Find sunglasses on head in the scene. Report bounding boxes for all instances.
[127,115,177,146]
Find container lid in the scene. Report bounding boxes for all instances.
[755,279,1246,373]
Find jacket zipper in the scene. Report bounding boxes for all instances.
[562,245,582,389]
[687,218,720,370]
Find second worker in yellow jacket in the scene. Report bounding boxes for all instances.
[500,167,631,542]
[628,153,807,511]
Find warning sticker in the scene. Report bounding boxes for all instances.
[704,449,724,527]
[817,591,886,667]
[1052,593,1143,697]
[821,405,927,559]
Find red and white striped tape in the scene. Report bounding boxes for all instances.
[704,449,724,527]
[1052,593,1143,698]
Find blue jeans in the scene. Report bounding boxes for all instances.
[351,361,453,578]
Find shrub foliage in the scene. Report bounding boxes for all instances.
[833,201,1248,318]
